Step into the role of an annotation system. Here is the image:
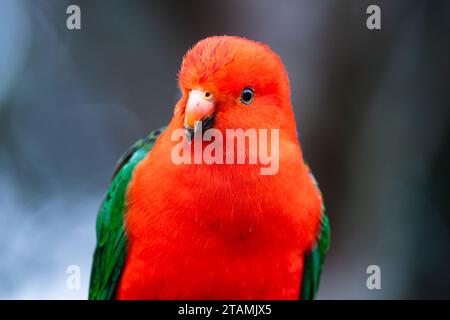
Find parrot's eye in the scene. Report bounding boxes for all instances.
[240,87,254,105]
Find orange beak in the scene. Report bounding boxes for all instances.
[184,89,215,141]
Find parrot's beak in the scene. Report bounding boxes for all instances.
[184,89,215,142]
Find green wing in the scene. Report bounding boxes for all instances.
[300,175,331,300]
[88,128,165,300]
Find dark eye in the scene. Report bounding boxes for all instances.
[240,87,254,105]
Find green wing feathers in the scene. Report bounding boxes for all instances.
[88,128,165,300]
[89,129,328,300]
[300,206,330,300]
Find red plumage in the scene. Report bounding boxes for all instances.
[116,36,322,299]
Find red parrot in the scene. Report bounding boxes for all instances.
[89,35,330,300]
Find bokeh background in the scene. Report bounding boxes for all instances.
[0,0,449,299]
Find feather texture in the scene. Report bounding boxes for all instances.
[300,205,330,299]
[88,128,165,299]
[88,36,330,300]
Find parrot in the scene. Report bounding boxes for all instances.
[88,35,330,300]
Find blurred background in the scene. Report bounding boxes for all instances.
[0,0,449,299]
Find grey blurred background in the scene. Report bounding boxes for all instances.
[0,0,449,299]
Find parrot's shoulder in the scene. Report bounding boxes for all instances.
[300,172,331,300]
[88,126,166,300]
[112,127,166,179]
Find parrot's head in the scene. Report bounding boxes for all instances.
[176,36,297,142]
